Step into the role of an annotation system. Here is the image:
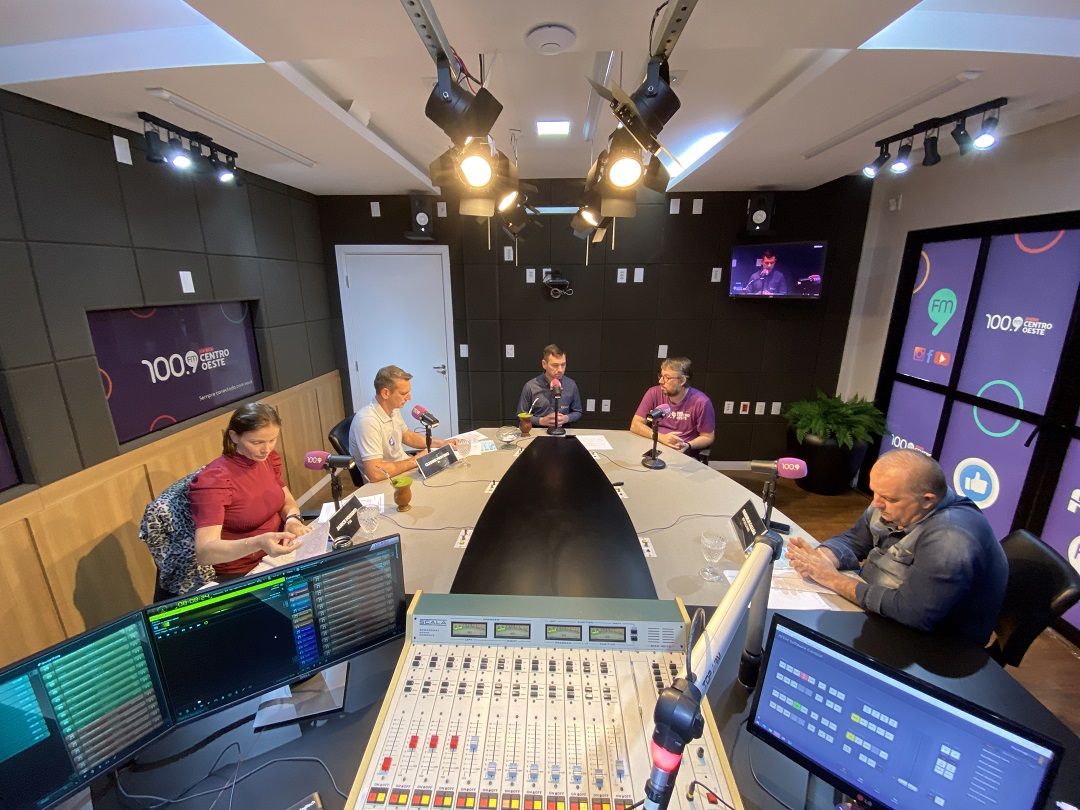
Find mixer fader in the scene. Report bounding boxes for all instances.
[345,594,741,810]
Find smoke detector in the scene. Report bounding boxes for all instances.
[525,23,576,56]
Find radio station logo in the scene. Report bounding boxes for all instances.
[953,457,1000,509]
[141,346,231,384]
[1068,488,1080,514]
[928,289,957,336]
[984,314,1053,336]
[1069,536,1080,577]
[887,433,929,454]
[912,347,951,367]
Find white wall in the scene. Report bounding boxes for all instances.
[837,113,1080,399]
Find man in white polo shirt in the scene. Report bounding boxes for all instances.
[348,365,452,483]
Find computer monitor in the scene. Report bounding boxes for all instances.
[729,241,827,298]
[145,534,407,724]
[747,615,1062,810]
[0,613,171,809]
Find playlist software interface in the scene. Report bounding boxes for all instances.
[146,537,404,722]
[0,614,170,809]
[753,622,1058,809]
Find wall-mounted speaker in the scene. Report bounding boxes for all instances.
[405,195,435,241]
[746,192,775,233]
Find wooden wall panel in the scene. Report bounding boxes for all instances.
[274,385,324,495]
[0,520,66,667]
[144,424,223,497]
[29,466,155,635]
[316,372,347,441]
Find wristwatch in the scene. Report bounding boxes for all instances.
[284,513,303,524]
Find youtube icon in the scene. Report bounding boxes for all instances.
[932,351,951,366]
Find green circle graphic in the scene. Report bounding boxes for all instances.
[973,380,1024,438]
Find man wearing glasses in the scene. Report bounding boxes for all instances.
[630,357,715,459]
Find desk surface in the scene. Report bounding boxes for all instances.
[278,428,840,608]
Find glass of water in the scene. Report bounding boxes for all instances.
[700,516,735,581]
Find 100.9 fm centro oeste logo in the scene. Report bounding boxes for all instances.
[141,347,231,383]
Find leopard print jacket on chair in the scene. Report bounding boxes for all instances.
[139,469,215,597]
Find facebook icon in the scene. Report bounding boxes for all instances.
[954,458,999,510]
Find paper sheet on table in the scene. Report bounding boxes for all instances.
[316,493,385,522]
[723,571,837,610]
[576,435,613,450]
[469,439,499,454]
[453,430,487,443]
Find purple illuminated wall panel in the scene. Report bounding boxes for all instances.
[896,239,980,385]
[88,303,263,443]
[0,417,19,492]
[938,401,1035,539]
[1040,438,1080,630]
[879,382,944,457]
[958,229,1080,415]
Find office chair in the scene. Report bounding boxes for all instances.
[986,529,1080,667]
[329,414,366,487]
[139,469,215,602]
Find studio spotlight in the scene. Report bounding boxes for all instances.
[495,161,520,213]
[890,141,912,174]
[862,146,890,178]
[425,58,503,146]
[500,201,530,236]
[209,152,235,183]
[951,120,973,155]
[973,113,999,150]
[642,156,670,194]
[167,135,192,169]
[922,132,941,167]
[144,129,167,164]
[606,128,644,189]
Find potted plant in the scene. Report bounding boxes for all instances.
[783,391,887,495]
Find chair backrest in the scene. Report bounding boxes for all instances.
[987,529,1080,667]
[329,414,366,487]
[139,469,216,599]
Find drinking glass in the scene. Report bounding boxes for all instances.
[356,505,380,540]
[700,516,735,581]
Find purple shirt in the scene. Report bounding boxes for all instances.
[634,386,716,445]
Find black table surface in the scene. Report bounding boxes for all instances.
[451,436,656,599]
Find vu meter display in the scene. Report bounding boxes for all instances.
[494,623,530,639]
[589,626,626,643]
[451,622,488,638]
[545,624,583,641]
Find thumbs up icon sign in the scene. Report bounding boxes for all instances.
[965,470,989,496]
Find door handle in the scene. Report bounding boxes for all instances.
[434,364,447,376]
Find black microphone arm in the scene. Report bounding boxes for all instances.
[643,534,783,810]
[548,387,566,436]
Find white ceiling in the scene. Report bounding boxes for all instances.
[2,0,1080,195]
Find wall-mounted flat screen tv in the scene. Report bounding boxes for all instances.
[730,241,827,299]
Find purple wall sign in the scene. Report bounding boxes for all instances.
[0,416,19,492]
[1040,438,1080,630]
[88,303,263,443]
[938,401,1035,538]
[958,229,1080,415]
[879,382,944,457]
[896,238,980,385]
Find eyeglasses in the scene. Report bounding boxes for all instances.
[659,374,683,382]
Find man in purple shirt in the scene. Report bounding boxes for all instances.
[630,357,715,459]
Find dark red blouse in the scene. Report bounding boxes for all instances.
[189,451,287,575]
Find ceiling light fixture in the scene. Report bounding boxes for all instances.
[862,145,890,178]
[536,120,571,136]
[973,111,999,150]
[605,128,644,189]
[889,141,913,174]
[862,96,1006,180]
[146,87,315,168]
[138,111,242,186]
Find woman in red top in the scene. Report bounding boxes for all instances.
[189,402,311,578]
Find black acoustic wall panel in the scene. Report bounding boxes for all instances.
[56,356,119,467]
[0,364,82,484]
[119,154,205,253]
[298,262,331,322]
[0,114,22,241]
[291,197,323,264]
[306,320,337,377]
[0,242,51,370]
[195,179,258,256]
[207,255,263,301]
[250,184,297,261]
[256,258,305,327]
[4,111,131,247]
[134,249,214,305]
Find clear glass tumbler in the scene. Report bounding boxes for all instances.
[700,516,734,581]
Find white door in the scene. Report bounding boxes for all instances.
[337,245,457,439]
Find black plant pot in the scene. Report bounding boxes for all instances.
[788,428,869,496]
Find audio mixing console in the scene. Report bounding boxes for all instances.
[345,594,741,810]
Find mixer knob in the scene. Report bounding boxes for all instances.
[572,765,582,783]
[508,762,519,781]
[487,762,497,779]
[594,769,604,789]
[551,764,561,782]
[470,735,479,752]
[615,759,625,779]
[529,764,539,782]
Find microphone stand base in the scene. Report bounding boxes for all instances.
[547,427,566,436]
[642,452,666,470]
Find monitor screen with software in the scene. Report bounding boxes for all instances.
[730,241,827,298]
[748,615,1061,810]
[0,613,171,809]
[146,533,407,724]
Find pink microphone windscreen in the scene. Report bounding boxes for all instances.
[304,450,330,470]
[658,404,671,415]
[411,405,428,421]
[550,378,562,389]
[776,457,808,479]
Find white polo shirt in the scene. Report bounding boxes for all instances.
[349,399,410,465]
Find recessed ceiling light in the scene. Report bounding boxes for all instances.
[537,121,571,136]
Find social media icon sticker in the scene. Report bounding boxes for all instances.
[928,288,957,336]
[913,346,927,362]
[952,457,999,509]
[1069,537,1080,576]
[933,351,951,366]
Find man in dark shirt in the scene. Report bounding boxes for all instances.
[786,449,1008,644]
[744,249,788,295]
